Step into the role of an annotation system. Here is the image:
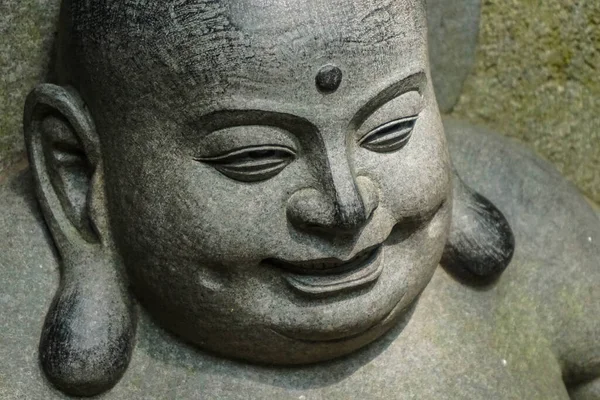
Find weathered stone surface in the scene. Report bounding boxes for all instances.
[1,1,599,398]
[426,0,481,113]
[1,0,598,204]
[1,121,599,399]
[452,1,600,202]
[0,0,478,169]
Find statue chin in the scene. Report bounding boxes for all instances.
[143,287,414,365]
[127,230,433,365]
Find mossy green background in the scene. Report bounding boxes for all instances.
[1,0,599,202]
[451,0,600,202]
[0,0,60,175]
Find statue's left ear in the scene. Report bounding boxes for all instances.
[24,84,137,397]
[441,170,515,283]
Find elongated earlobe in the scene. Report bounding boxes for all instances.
[441,170,515,283]
[39,254,136,396]
[24,84,137,396]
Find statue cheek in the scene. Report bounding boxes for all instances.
[354,115,450,223]
[372,152,450,224]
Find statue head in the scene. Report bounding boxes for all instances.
[23,0,513,396]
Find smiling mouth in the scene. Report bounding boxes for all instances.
[265,245,384,296]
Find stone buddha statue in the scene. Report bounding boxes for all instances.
[1,0,599,398]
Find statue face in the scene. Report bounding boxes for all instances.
[86,0,451,363]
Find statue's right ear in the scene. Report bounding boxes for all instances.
[24,84,137,397]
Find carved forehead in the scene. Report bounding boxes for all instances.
[68,0,425,31]
[61,0,426,110]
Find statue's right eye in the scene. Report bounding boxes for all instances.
[195,145,296,182]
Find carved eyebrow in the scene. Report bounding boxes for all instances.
[193,109,316,138]
[350,71,427,128]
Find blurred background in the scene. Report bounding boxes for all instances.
[1,0,598,204]
[453,1,599,204]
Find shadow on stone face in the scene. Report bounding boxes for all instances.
[3,168,417,395]
[135,295,417,391]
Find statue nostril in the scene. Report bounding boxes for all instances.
[356,176,380,221]
[287,178,380,235]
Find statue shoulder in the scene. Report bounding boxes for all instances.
[444,117,600,388]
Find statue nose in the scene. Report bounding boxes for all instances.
[287,176,379,235]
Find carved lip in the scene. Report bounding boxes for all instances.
[271,293,407,344]
[266,245,384,296]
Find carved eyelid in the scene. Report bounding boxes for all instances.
[195,144,297,162]
[194,145,296,182]
[358,116,418,144]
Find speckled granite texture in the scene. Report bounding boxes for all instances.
[1,120,599,399]
[1,1,598,201]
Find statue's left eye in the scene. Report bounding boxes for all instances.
[195,145,296,182]
[359,116,418,153]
